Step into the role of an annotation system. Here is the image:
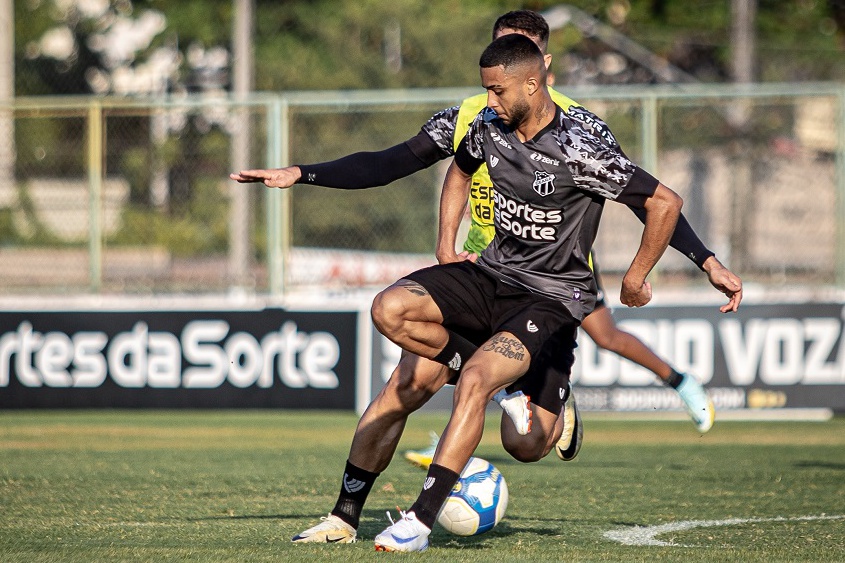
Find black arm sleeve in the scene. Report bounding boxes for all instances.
[454,136,484,176]
[296,131,444,190]
[628,206,715,270]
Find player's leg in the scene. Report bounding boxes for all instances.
[374,331,531,552]
[582,304,714,433]
[500,398,563,461]
[499,320,579,462]
[292,351,451,544]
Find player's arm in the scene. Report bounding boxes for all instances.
[627,206,713,268]
[620,180,683,307]
[626,207,742,312]
[436,137,483,264]
[229,131,444,189]
[231,105,459,189]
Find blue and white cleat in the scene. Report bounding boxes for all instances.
[676,373,715,433]
[555,382,583,461]
[291,514,357,543]
[374,510,430,552]
[494,389,532,435]
[403,431,439,469]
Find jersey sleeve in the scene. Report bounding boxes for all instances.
[420,106,461,158]
[453,110,487,175]
[556,106,658,205]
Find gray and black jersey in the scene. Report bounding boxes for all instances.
[454,104,659,321]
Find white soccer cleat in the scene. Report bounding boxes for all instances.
[555,383,583,461]
[291,514,357,544]
[676,373,715,433]
[373,510,431,552]
[494,389,533,435]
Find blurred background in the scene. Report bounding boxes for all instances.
[1,0,844,296]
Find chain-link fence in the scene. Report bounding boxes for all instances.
[0,83,843,296]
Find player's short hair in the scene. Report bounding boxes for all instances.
[480,33,546,76]
[492,10,549,52]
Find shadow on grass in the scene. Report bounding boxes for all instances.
[793,460,845,471]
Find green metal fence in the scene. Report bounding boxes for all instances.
[0,82,843,297]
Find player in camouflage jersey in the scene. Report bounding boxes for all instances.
[231,11,741,549]
[365,33,685,551]
[233,12,740,445]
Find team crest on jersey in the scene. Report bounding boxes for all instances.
[533,170,556,196]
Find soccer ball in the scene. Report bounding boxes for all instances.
[436,457,508,536]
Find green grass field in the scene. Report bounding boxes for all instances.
[2,410,844,562]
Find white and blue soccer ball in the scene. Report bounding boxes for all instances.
[436,457,508,536]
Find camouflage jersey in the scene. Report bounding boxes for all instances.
[421,88,581,254]
[455,104,659,321]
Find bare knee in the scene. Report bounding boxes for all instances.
[502,433,548,463]
[452,366,497,408]
[379,354,448,412]
[371,287,408,336]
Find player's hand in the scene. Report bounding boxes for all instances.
[620,278,652,307]
[457,250,479,263]
[229,166,301,188]
[436,249,478,265]
[702,256,743,313]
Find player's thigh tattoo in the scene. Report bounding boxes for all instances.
[482,335,526,361]
[396,279,429,297]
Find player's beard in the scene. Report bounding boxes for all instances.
[506,97,531,128]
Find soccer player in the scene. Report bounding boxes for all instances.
[232,10,741,437]
[365,33,684,551]
[231,10,741,549]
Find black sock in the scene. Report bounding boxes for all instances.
[330,460,380,529]
[408,463,460,530]
[665,369,684,389]
[432,330,477,373]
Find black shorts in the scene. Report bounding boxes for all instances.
[404,261,578,415]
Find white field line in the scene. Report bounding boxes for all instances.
[603,514,845,546]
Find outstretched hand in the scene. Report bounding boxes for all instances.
[229,166,301,189]
[703,256,743,313]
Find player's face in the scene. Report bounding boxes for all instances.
[481,65,531,127]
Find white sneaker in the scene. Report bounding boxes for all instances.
[494,389,532,435]
[555,383,583,461]
[291,514,357,543]
[676,373,715,433]
[373,510,430,552]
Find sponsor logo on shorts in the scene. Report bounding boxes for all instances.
[448,353,461,371]
[559,387,566,399]
[526,320,538,333]
[533,170,556,196]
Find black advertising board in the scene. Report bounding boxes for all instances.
[571,302,845,413]
[0,309,358,409]
[371,302,845,414]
